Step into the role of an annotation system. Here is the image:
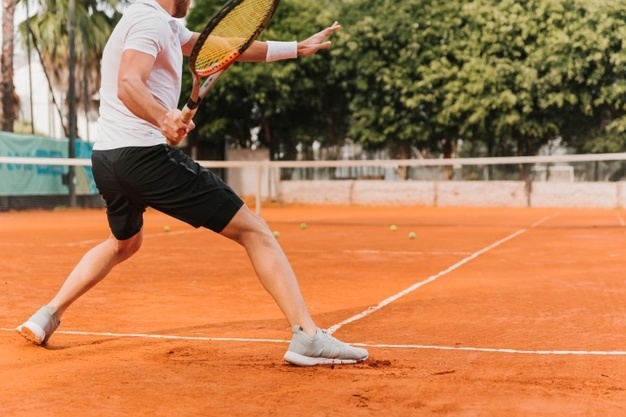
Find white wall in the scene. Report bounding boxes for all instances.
[277,180,626,209]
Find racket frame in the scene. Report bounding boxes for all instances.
[181,0,280,123]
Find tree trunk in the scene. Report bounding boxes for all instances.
[1,0,16,131]
[441,138,457,180]
[391,141,412,180]
[262,117,275,159]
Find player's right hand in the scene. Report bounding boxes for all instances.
[161,109,195,146]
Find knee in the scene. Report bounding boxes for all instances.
[241,218,273,246]
[112,232,142,260]
[223,208,273,247]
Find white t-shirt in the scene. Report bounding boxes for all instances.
[94,0,193,150]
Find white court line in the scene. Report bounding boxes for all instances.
[351,343,626,356]
[0,329,288,344]
[286,249,472,256]
[617,213,626,227]
[0,230,193,248]
[342,249,472,256]
[0,242,471,257]
[326,214,557,334]
[326,227,528,334]
[2,328,624,356]
[531,213,560,228]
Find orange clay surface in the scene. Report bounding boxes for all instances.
[1,204,625,416]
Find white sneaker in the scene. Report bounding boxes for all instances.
[16,306,61,346]
[284,325,368,366]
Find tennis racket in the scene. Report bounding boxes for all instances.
[177,0,280,136]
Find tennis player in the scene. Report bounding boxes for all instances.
[16,0,367,366]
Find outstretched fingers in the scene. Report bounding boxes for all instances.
[297,21,342,57]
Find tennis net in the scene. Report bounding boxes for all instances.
[1,152,626,211]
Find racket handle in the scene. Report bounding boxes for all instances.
[181,104,197,124]
[166,105,197,147]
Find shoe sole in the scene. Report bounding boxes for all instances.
[16,324,45,345]
[284,351,368,366]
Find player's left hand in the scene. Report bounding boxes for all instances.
[297,21,341,57]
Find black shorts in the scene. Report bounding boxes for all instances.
[91,145,243,240]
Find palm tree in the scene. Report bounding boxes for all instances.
[18,0,125,136]
[1,0,17,131]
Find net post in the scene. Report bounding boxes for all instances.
[68,0,78,207]
[255,165,262,215]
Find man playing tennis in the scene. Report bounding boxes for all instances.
[16,0,367,366]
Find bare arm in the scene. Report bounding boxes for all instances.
[239,21,341,62]
[117,49,166,126]
[181,21,342,62]
[118,49,192,144]
[181,32,200,56]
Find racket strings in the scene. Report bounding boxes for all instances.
[194,0,276,75]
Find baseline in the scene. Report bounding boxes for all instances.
[2,328,625,356]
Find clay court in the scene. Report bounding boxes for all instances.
[1,204,625,416]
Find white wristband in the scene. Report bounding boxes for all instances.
[266,41,298,62]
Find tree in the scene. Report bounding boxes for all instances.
[451,0,626,157]
[553,1,626,153]
[1,0,16,131]
[336,0,626,164]
[432,0,558,158]
[333,0,437,161]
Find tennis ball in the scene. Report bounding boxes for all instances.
[390,224,397,232]
[300,222,307,230]
[408,231,416,239]
[163,225,171,232]
[273,230,280,238]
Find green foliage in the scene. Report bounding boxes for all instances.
[336,0,626,156]
[333,0,448,156]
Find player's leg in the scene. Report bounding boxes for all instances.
[220,205,368,366]
[16,231,143,346]
[219,205,317,335]
[51,231,143,318]
[48,146,146,321]
[16,147,147,346]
